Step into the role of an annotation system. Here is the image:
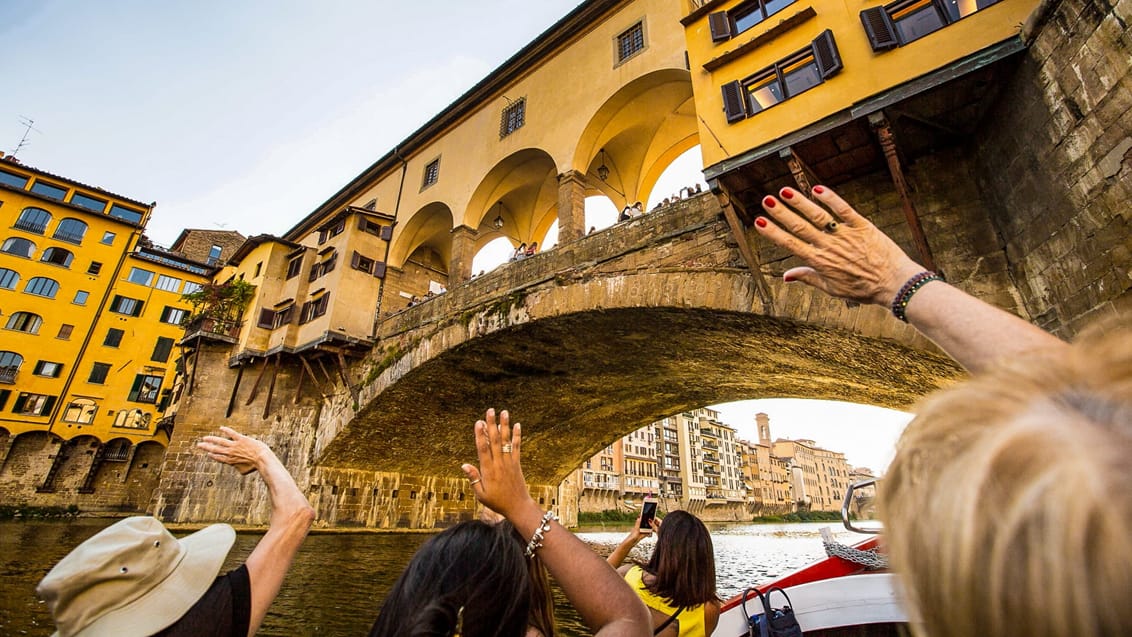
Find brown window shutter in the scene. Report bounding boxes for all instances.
[380,225,393,241]
[721,80,747,123]
[708,11,732,43]
[257,308,275,329]
[860,7,899,51]
[373,261,387,279]
[811,30,843,79]
[351,251,361,269]
[357,216,367,230]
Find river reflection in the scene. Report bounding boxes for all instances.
[1,519,863,636]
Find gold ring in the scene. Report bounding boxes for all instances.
[501,443,513,453]
[469,479,481,486]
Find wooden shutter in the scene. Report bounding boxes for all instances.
[358,216,368,230]
[812,30,843,79]
[152,337,174,363]
[721,80,747,123]
[708,11,732,43]
[380,225,393,241]
[41,395,56,415]
[12,393,27,413]
[257,308,275,329]
[373,261,387,279]
[860,7,899,51]
[351,251,362,270]
[128,375,143,402]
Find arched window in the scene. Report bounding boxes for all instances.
[14,207,51,234]
[0,351,22,383]
[0,268,18,290]
[24,277,60,299]
[40,247,74,268]
[53,218,88,244]
[62,398,98,424]
[1,237,36,258]
[5,312,42,334]
[113,408,151,430]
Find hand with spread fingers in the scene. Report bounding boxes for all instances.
[461,408,536,520]
[198,426,271,475]
[756,185,924,305]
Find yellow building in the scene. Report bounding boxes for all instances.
[773,437,851,511]
[0,158,215,496]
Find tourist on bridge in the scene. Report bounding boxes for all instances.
[36,427,314,637]
[512,242,528,261]
[756,185,1129,637]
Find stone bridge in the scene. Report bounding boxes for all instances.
[311,191,963,486]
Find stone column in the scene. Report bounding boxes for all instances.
[448,225,477,287]
[556,170,587,243]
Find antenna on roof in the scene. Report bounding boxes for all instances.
[10,117,42,158]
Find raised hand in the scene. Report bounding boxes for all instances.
[198,426,268,475]
[461,408,535,520]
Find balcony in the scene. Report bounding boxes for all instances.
[0,367,17,384]
[51,229,85,245]
[13,218,46,235]
[182,315,242,344]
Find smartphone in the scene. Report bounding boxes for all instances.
[639,496,658,532]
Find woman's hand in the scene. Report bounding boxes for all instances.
[198,426,268,475]
[756,185,924,305]
[461,409,535,520]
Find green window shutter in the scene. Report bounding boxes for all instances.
[152,337,174,363]
[128,375,143,402]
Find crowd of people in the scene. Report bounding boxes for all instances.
[36,185,1129,636]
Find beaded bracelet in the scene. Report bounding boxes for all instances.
[891,271,943,322]
[525,510,558,557]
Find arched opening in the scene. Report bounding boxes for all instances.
[646,146,708,211]
[585,195,619,232]
[471,236,515,276]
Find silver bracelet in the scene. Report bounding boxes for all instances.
[525,510,558,557]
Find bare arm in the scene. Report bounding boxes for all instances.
[462,409,651,637]
[755,186,1066,372]
[198,426,315,637]
[606,515,653,568]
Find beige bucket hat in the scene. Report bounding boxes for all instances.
[37,516,236,637]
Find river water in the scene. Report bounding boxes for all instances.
[1,519,864,636]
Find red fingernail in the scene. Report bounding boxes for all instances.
[781,189,794,200]
[763,196,776,209]
[784,274,796,282]
[813,185,825,194]
[755,217,767,228]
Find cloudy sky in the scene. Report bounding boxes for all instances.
[2,1,912,471]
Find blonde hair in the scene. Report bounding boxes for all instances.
[881,320,1132,637]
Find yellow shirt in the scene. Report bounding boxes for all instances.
[623,565,708,637]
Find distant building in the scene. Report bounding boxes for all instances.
[773,436,851,512]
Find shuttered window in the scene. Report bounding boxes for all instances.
[721,30,842,124]
[151,337,175,363]
[860,0,1002,51]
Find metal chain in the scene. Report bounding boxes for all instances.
[822,540,889,570]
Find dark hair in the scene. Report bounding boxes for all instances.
[369,520,530,637]
[508,525,556,637]
[643,510,717,608]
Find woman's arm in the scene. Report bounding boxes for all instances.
[462,409,651,637]
[606,515,650,568]
[198,427,315,637]
[755,186,1066,372]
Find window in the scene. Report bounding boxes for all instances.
[0,268,18,290]
[500,97,526,138]
[351,251,376,274]
[422,158,440,189]
[113,408,150,429]
[860,0,1002,50]
[52,218,88,244]
[317,219,346,244]
[362,198,377,211]
[104,328,125,347]
[24,276,60,299]
[273,304,294,328]
[709,0,796,41]
[616,21,646,64]
[30,181,67,200]
[41,247,74,267]
[256,308,276,329]
[127,267,155,286]
[285,255,303,279]
[69,193,106,213]
[159,306,187,325]
[182,281,202,295]
[14,207,51,234]
[62,398,97,424]
[206,244,223,266]
[299,294,330,324]
[2,237,36,258]
[722,31,842,123]
[57,324,74,340]
[358,217,392,240]
[151,337,175,363]
[253,262,262,278]
[128,374,163,403]
[88,362,111,384]
[108,204,143,224]
[101,231,116,245]
[0,351,22,383]
[33,360,63,378]
[6,311,42,334]
[0,169,29,190]
[110,295,144,317]
[87,261,103,275]
[155,274,181,292]
[13,392,55,416]
[309,250,337,281]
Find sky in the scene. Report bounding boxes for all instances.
[2,1,910,472]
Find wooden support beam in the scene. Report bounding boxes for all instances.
[315,357,335,385]
[293,361,306,404]
[779,147,815,194]
[869,113,939,273]
[262,354,280,419]
[336,352,360,406]
[225,365,244,418]
[711,184,773,312]
[245,357,270,406]
[299,356,330,399]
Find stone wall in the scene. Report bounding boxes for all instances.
[975,0,1132,336]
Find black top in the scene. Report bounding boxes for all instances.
[153,564,252,637]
